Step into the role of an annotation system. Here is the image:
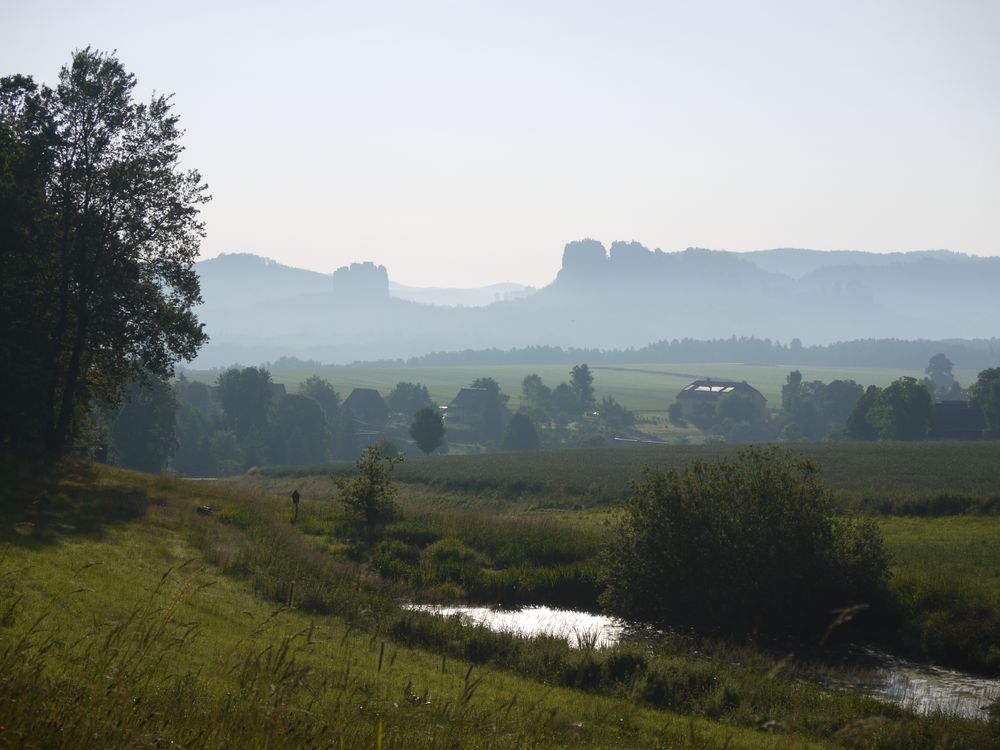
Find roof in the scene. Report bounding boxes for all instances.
[677,379,766,402]
[449,387,492,410]
[343,388,388,423]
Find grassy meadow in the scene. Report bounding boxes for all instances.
[249,441,1000,675]
[182,362,982,414]
[3,455,999,748]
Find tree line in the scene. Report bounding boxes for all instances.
[86,363,643,475]
[352,336,1000,371]
[668,355,1000,443]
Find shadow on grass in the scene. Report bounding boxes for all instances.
[0,458,150,547]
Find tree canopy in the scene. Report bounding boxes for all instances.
[969,368,1000,437]
[410,406,445,455]
[501,413,540,451]
[0,49,208,458]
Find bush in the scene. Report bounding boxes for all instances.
[600,446,890,639]
[333,444,402,527]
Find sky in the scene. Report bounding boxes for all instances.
[3,0,999,288]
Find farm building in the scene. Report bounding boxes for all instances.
[675,379,767,419]
[343,387,388,427]
[930,401,986,440]
[446,387,491,423]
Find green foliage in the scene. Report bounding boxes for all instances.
[0,49,208,458]
[111,375,177,472]
[269,393,330,465]
[501,413,540,451]
[386,381,434,419]
[924,353,961,400]
[970,367,1000,436]
[781,371,864,440]
[570,364,595,412]
[467,377,510,443]
[892,573,1000,672]
[173,403,215,476]
[217,366,274,441]
[334,444,403,526]
[410,406,446,454]
[601,447,890,638]
[422,538,485,586]
[846,384,881,440]
[596,396,635,432]
[520,373,552,422]
[298,375,340,425]
[868,377,933,440]
[667,401,687,427]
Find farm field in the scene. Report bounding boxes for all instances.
[182,362,981,414]
[3,463,997,749]
[255,441,1000,509]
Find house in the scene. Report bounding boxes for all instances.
[446,387,492,423]
[675,379,767,418]
[930,401,986,440]
[343,387,388,427]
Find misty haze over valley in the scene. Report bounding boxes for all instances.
[193,241,1000,367]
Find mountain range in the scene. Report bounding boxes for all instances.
[190,243,1000,367]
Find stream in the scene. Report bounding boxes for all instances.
[407,604,999,720]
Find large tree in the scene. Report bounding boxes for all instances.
[269,393,331,465]
[386,382,434,419]
[969,368,1000,437]
[868,377,933,441]
[111,375,177,472]
[570,364,595,413]
[410,406,446,455]
[0,49,209,459]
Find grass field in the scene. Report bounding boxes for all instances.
[254,441,1000,510]
[4,463,1000,747]
[182,362,982,413]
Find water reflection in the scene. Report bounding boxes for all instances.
[852,648,999,721]
[407,604,1000,720]
[407,604,628,649]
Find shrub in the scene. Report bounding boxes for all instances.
[600,446,890,639]
[333,444,402,527]
[422,538,485,587]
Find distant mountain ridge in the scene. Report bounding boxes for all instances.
[191,244,999,367]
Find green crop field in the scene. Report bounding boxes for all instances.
[183,362,981,414]
[256,441,1000,509]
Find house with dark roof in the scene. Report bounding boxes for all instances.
[675,379,767,418]
[446,387,491,423]
[930,401,986,440]
[343,387,388,427]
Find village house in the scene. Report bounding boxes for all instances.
[343,387,388,427]
[445,387,491,423]
[674,379,767,419]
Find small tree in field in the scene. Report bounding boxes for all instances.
[410,406,445,455]
[334,445,403,526]
[600,447,889,639]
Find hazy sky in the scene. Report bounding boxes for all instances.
[4,1,999,287]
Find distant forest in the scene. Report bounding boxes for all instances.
[326,337,1000,371]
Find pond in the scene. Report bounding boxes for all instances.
[407,604,1000,720]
